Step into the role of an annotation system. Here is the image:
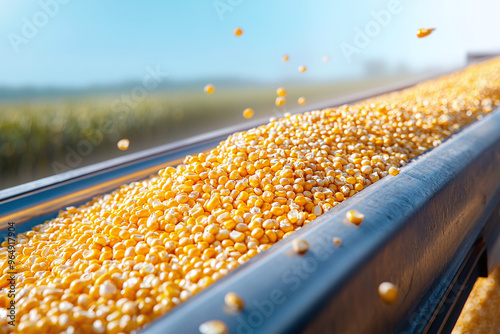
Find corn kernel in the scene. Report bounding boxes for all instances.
[243,108,254,119]
[233,27,243,36]
[275,96,286,107]
[417,28,435,38]
[204,84,215,94]
[224,292,245,311]
[378,282,399,305]
[346,210,364,225]
[199,320,228,334]
[292,239,309,254]
[388,167,400,176]
[117,139,129,151]
[333,237,342,247]
[276,87,287,97]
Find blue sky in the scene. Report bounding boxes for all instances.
[0,0,498,87]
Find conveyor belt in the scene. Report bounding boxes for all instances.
[1,70,499,334]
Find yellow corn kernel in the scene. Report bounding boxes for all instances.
[292,239,309,254]
[205,194,221,211]
[251,228,264,240]
[199,320,228,334]
[271,206,284,216]
[93,234,109,246]
[83,249,100,260]
[333,237,342,247]
[233,27,243,36]
[388,167,400,176]
[295,195,307,206]
[243,108,254,119]
[224,292,245,311]
[117,139,129,151]
[378,282,399,305]
[275,96,286,107]
[276,87,287,97]
[204,84,215,94]
[416,28,435,38]
[346,210,364,225]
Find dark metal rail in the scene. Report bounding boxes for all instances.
[1,66,499,334]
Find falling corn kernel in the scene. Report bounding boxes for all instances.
[322,55,330,62]
[378,282,399,305]
[204,84,215,94]
[346,210,364,225]
[333,237,342,247]
[292,239,309,254]
[276,87,287,97]
[233,27,243,36]
[298,65,307,72]
[199,320,228,334]
[388,167,400,176]
[242,108,254,119]
[275,96,286,107]
[298,97,306,105]
[417,28,435,38]
[117,139,129,151]
[282,55,289,62]
[224,292,245,311]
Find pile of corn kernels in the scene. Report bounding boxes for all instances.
[452,265,500,334]
[1,58,500,333]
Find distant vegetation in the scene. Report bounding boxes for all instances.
[0,76,411,189]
